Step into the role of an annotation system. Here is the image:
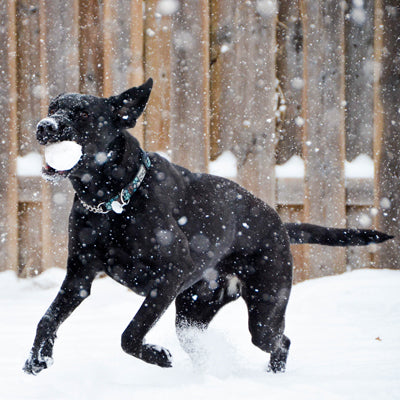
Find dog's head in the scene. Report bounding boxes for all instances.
[37,79,153,180]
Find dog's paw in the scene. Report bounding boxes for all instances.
[23,338,55,375]
[23,353,54,375]
[141,344,173,368]
[267,360,286,373]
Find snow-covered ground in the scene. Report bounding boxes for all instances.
[0,268,399,400]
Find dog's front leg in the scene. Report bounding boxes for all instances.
[23,266,96,375]
[121,264,185,368]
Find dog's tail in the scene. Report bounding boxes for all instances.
[285,223,394,246]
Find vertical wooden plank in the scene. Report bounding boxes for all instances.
[129,0,145,89]
[103,0,117,97]
[104,0,134,96]
[103,0,145,144]
[233,2,278,205]
[301,0,346,278]
[0,0,18,272]
[276,0,304,165]
[345,0,374,160]
[40,0,79,271]
[144,0,172,153]
[346,206,375,270]
[79,0,104,95]
[18,202,42,277]
[209,0,237,160]
[39,0,51,273]
[210,1,277,205]
[374,0,400,269]
[15,0,44,277]
[129,0,145,146]
[170,0,209,172]
[16,0,42,155]
[44,0,80,97]
[278,205,306,284]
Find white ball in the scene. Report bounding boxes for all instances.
[45,141,82,171]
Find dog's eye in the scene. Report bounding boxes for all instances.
[48,106,57,116]
[80,111,89,119]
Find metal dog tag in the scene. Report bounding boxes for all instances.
[111,201,124,214]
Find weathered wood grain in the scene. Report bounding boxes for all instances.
[0,0,18,272]
[79,0,104,95]
[40,0,79,271]
[210,1,277,205]
[276,0,304,165]
[170,0,209,172]
[345,0,374,160]
[301,0,346,278]
[374,0,400,269]
[143,0,172,153]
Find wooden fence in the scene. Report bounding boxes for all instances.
[0,0,399,283]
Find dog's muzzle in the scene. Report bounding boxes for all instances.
[36,117,59,145]
[37,117,83,181]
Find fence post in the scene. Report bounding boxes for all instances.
[104,0,139,96]
[345,0,374,160]
[40,0,80,272]
[0,0,18,272]
[143,0,172,153]
[374,0,400,269]
[79,0,104,95]
[301,0,347,278]
[170,0,210,172]
[129,0,145,146]
[275,0,303,165]
[103,0,145,145]
[15,0,45,277]
[210,1,277,205]
[210,0,237,161]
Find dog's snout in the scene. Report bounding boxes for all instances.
[36,117,58,144]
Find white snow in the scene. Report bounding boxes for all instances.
[380,197,391,209]
[17,152,43,176]
[273,154,374,180]
[351,0,367,25]
[157,0,179,15]
[345,154,374,179]
[275,155,305,178]
[221,44,230,53]
[291,77,304,90]
[146,28,156,38]
[294,116,305,127]
[45,141,82,171]
[209,153,374,181]
[256,0,277,18]
[209,151,238,178]
[1,268,399,399]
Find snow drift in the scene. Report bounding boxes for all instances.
[0,268,399,400]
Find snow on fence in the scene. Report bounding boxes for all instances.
[0,0,399,282]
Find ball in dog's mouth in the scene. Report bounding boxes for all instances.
[43,141,82,179]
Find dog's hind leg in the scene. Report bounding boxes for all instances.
[241,250,293,373]
[175,276,240,356]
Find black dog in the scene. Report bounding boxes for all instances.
[23,79,392,375]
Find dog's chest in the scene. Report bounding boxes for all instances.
[81,215,153,293]
[104,257,161,296]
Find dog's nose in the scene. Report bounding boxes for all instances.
[36,117,58,145]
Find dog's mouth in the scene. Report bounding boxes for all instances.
[42,163,71,181]
[42,141,83,181]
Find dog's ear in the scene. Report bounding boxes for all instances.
[109,78,153,128]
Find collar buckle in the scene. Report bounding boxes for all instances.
[79,151,151,214]
[110,190,129,214]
